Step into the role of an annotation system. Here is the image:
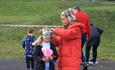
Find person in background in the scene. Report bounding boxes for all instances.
[73,6,91,63]
[85,23,103,65]
[22,27,36,70]
[52,9,84,70]
[32,27,58,70]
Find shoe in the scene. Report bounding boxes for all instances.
[83,63,88,70]
[89,61,99,65]
[82,62,89,67]
[83,66,88,70]
[89,61,93,65]
[89,59,99,65]
[82,62,88,65]
[95,61,99,64]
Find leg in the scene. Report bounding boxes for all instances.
[25,57,30,69]
[50,61,55,70]
[30,57,34,70]
[86,44,92,63]
[81,33,87,62]
[82,52,85,62]
[92,37,100,63]
[92,45,97,63]
[85,39,92,63]
[83,38,93,70]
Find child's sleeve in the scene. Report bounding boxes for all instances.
[32,36,37,48]
[51,43,58,61]
[22,36,26,49]
[32,46,43,61]
[33,35,36,41]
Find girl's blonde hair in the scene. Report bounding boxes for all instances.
[32,27,53,46]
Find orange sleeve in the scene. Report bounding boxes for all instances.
[52,36,61,47]
[86,19,91,38]
[54,27,81,40]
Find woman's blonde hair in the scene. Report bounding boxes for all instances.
[61,9,77,23]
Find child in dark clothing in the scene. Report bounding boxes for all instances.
[22,28,36,70]
[32,27,58,70]
[85,23,103,64]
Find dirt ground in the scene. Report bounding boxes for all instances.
[0,59,115,70]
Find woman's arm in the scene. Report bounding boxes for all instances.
[52,36,61,47]
[54,28,80,40]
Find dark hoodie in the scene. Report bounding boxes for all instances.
[90,24,103,38]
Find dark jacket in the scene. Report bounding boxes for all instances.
[32,42,58,70]
[22,35,36,57]
[90,24,103,38]
[86,24,103,46]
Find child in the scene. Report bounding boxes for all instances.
[32,27,58,70]
[22,27,36,70]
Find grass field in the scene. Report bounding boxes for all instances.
[0,0,115,60]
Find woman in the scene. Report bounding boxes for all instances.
[85,23,103,65]
[52,10,84,70]
[73,6,91,63]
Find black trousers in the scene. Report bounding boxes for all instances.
[85,36,100,63]
[25,56,34,69]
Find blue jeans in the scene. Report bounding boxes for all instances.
[45,62,49,70]
[81,33,87,62]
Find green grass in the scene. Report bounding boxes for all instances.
[0,0,115,60]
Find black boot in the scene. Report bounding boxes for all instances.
[83,66,88,70]
[83,63,88,70]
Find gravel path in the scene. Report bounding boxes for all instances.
[0,59,115,70]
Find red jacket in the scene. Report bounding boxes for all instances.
[53,22,83,70]
[75,11,91,38]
